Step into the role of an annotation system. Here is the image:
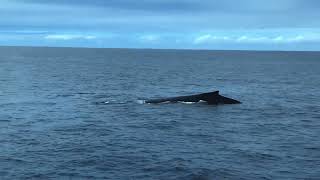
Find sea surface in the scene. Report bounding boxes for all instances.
[0,46,319,179]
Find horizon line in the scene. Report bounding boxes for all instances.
[1,45,320,53]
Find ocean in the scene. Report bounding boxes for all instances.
[0,46,319,179]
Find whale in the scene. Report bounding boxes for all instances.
[145,91,241,105]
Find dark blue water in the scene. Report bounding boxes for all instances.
[0,46,319,179]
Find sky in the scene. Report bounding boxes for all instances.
[0,0,320,51]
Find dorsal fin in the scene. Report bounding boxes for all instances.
[213,91,219,95]
[201,91,219,97]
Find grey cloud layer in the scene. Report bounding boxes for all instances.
[2,0,320,31]
[18,0,320,12]
[1,0,320,50]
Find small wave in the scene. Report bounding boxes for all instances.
[137,100,146,104]
[55,94,74,98]
[77,92,96,95]
[94,101,110,105]
[94,99,128,105]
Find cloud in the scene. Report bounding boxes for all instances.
[194,34,231,44]
[44,34,96,40]
[194,33,320,44]
[0,30,49,35]
[139,35,160,42]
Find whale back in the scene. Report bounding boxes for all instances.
[145,90,240,104]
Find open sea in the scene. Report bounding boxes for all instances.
[0,46,319,179]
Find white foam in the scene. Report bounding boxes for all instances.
[179,101,197,104]
[158,101,171,104]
